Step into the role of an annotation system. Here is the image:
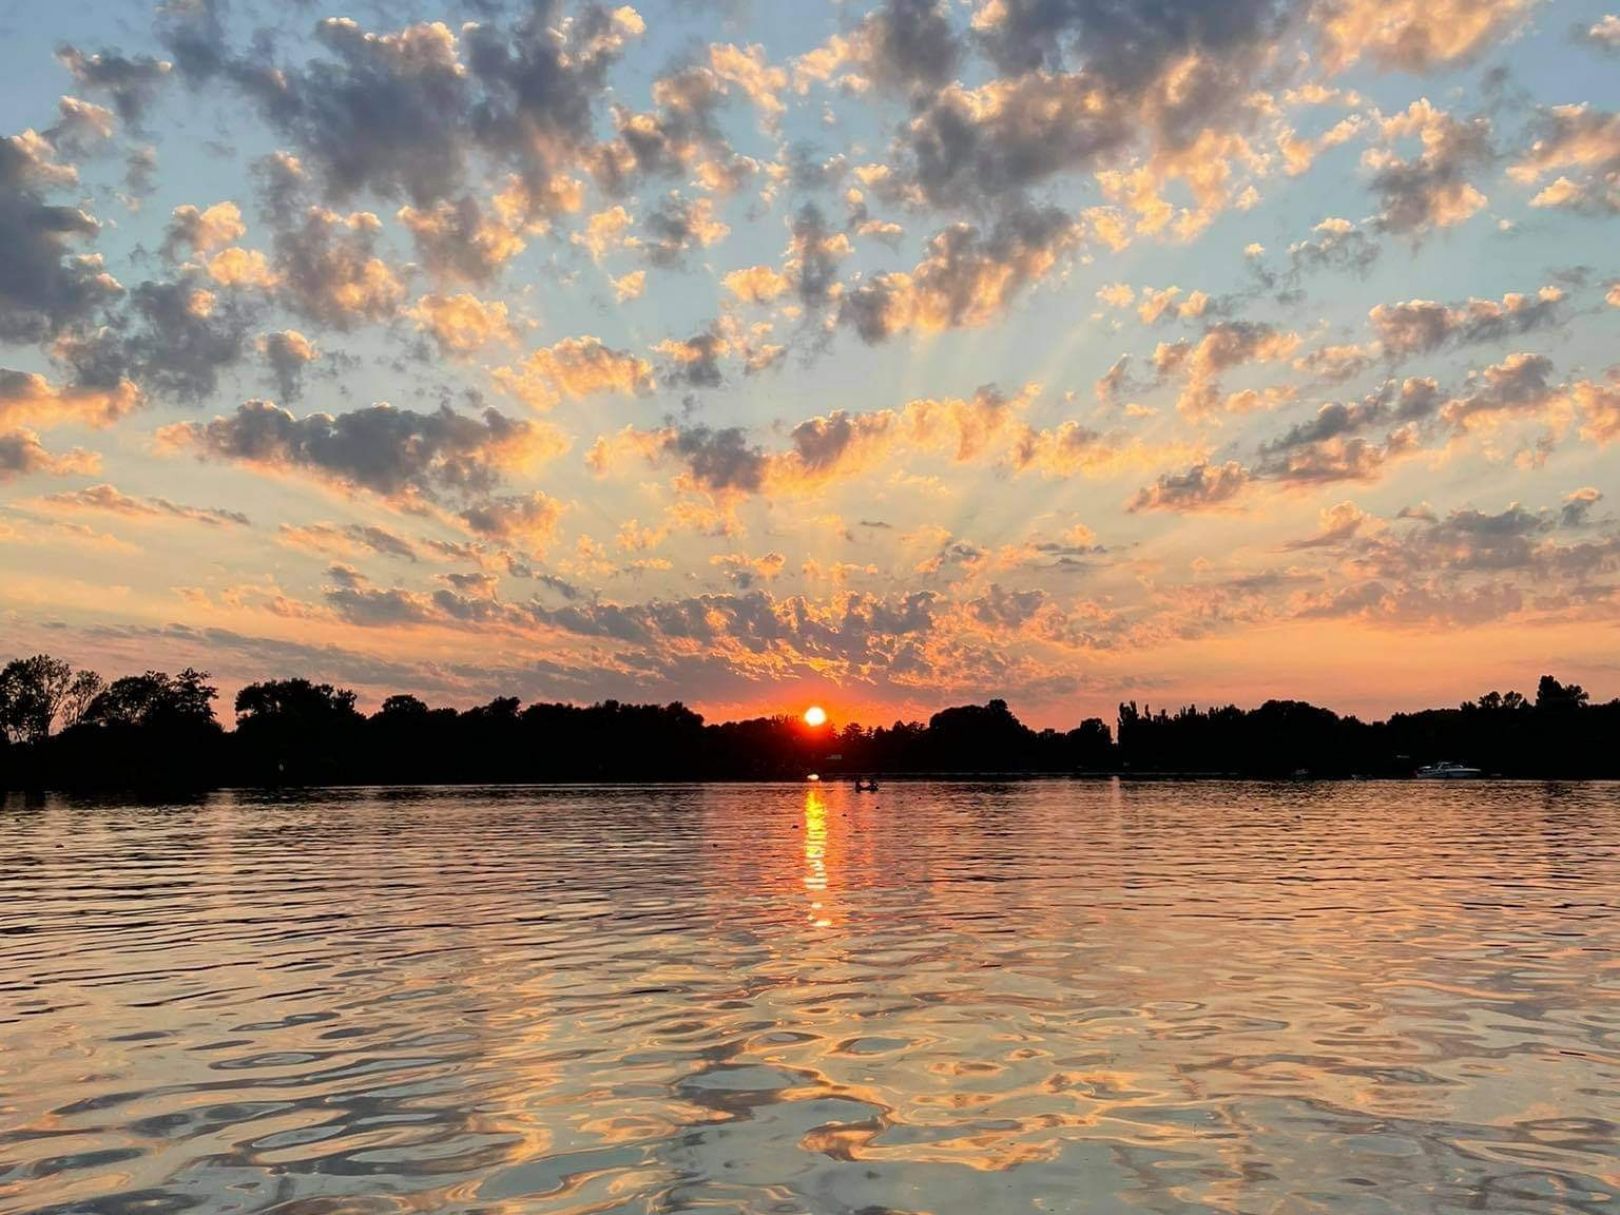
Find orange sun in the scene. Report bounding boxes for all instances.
[803,705,828,727]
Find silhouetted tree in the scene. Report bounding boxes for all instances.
[85,668,217,728]
[1536,675,1589,712]
[1065,718,1114,769]
[38,668,223,789]
[926,699,1038,770]
[2,654,1616,790]
[234,678,364,784]
[0,655,102,744]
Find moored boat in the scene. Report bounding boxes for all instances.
[1415,761,1483,779]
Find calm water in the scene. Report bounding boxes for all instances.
[3,781,1619,1215]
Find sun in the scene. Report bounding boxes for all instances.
[803,705,828,727]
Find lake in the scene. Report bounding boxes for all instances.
[2,781,1618,1214]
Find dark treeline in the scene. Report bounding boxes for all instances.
[0,653,1615,791]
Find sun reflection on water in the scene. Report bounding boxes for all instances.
[803,788,830,926]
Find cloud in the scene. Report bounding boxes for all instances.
[202,246,278,289]
[1153,321,1301,417]
[1294,343,1375,384]
[250,19,470,204]
[1368,286,1564,357]
[0,128,123,341]
[1273,493,1618,631]
[124,145,158,201]
[279,521,418,562]
[590,382,1185,499]
[252,150,307,225]
[1312,0,1538,72]
[972,0,1279,81]
[783,202,852,309]
[459,490,567,553]
[0,368,141,430]
[711,550,786,587]
[272,207,406,327]
[574,205,638,260]
[1294,578,1528,627]
[707,42,788,126]
[1571,371,1620,445]
[1255,426,1420,485]
[1277,113,1367,177]
[43,278,257,406]
[160,7,641,218]
[841,207,1082,342]
[39,96,117,160]
[1437,352,1563,433]
[322,564,441,627]
[41,482,249,527]
[870,0,1286,235]
[723,264,791,304]
[587,56,735,196]
[1139,286,1210,324]
[493,336,654,411]
[652,316,783,387]
[1561,486,1604,527]
[612,270,646,301]
[1310,500,1620,615]
[1284,216,1381,282]
[723,204,851,309]
[1128,460,1252,512]
[407,292,519,355]
[1364,99,1492,234]
[640,194,730,267]
[261,330,317,401]
[793,0,959,99]
[1283,500,1377,549]
[0,428,99,481]
[1576,14,1620,54]
[855,0,960,92]
[529,586,941,674]
[591,422,766,494]
[1289,286,1568,386]
[1259,376,1441,456]
[897,73,1147,211]
[56,45,173,124]
[398,195,530,285]
[967,583,1048,630]
[591,384,1047,498]
[162,201,246,260]
[1510,104,1620,215]
[774,386,1029,490]
[159,399,562,502]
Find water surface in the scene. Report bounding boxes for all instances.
[3,781,1619,1213]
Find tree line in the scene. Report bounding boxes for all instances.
[0,653,1614,791]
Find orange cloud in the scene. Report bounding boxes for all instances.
[494,336,654,411]
[0,370,141,430]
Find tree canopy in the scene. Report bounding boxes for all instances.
[1,653,1616,791]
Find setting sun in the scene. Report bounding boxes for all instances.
[803,705,828,727]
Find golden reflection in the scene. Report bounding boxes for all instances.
[803,787,829,914]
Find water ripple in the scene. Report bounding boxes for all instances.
[3,781,1619,1213]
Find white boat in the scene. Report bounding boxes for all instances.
[1415,761,1483,779]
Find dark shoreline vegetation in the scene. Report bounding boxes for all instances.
[1,654,1616,791]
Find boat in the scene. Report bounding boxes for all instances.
[854,779,880,792]
[1415,761,1483,779]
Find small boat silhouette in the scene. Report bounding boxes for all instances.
[1415,761,1482,779]
[854,778,880,792]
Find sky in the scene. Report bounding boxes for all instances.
[0,0,1617,728]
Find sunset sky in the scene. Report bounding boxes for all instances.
[1,0,1617,726]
